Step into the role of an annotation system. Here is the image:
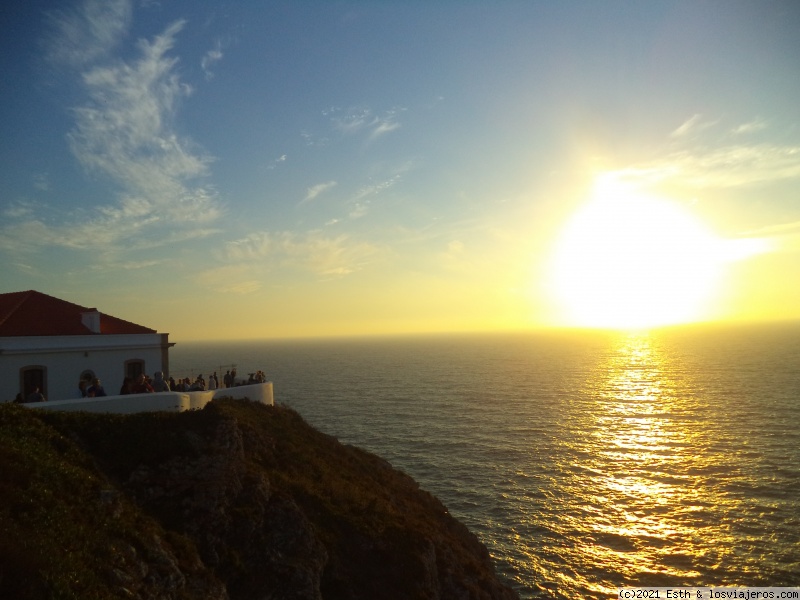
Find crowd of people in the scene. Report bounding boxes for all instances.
[13,386,45,404]
[11,367,268,404]
[118,368,268,394]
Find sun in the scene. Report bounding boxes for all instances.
[549,178,723,330]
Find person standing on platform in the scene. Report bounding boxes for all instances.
[152,371,170,392]
[132,373,154,394]
[86,378,107,397]
[27,387,45,402]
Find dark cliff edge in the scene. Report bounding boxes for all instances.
[0,399,520,600]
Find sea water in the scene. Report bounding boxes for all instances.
[170,323,800,599]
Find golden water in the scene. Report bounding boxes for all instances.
[173,324,800,598]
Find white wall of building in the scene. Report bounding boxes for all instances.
[0,333,170,402]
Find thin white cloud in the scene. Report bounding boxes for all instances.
[327,106,403,141]
[353,174,402,202]
[588,128,800,268]
[670,114,702,138]
[370,106,405,140]
[193,265,263,295]
[612,143,800,189]
[223,231,381,277]
[343,165,409,220]
[90,258,164,271]
[45,0,132,67]
[670,114,718,139]
[731,118,768,136]
[33,173,51,192]
[5,16,224,255]
[3,201,37,219]
[370,119,401,139]
[222,280,263,295]
[268,154,287,169]
[0,220,54,253]
[330,107,372,134]
[11,262,37,275]
[349,202,370,219]
[302,181,337,204]
[300,130,329,147]
[201,40,224,80]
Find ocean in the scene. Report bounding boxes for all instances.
[170,323,800,599]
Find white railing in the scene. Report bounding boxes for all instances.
[30,382,274,414]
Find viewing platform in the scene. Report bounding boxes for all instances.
[29,382,273,414]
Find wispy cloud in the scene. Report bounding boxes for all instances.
[327,106,371,134]
[614,143,800,189]
[221,280,263,295]
[90,258,164,271]
[300,130,329,147]
[352,173,402,202]
[370,106,404,140]
[340,165,410,220]
[301,181,337,204]
[326,105,404,141]
[370,119,401,140]
[45,0,132,67]
[731,118,767,136]
[4,10,225,255]
[3,201,37,219]
[223,231,382,277]
[267,154,287,169]
[191,264,263,294]
[201,39,224,80]
[670,114,717,139]
[608,116,800,190]
[592,121,800,265]
[33,173,51,192]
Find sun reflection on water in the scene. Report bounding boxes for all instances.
[563,332,722,597]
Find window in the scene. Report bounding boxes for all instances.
[124,359,145,380]
[20,366,47,400]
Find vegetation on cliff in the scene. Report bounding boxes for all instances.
[0,399,519,599]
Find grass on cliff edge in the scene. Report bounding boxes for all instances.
[0,399,494,599]
[0,403,204,599]
[32,399,462,542]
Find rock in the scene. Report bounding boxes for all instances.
[0,400,520,599]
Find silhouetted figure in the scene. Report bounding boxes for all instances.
[120,377,133,395]
[86,378,107,397]
[152,371,170,392]
[27,387,45,403]
[131,374,154,394]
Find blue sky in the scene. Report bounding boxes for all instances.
[2,1,800,340]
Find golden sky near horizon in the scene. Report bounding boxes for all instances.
[2,3,799,340]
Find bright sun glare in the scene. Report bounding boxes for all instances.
[551,178,724,330]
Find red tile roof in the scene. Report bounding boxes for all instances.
[0,290,157,336]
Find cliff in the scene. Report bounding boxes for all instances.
[0,399,520,599]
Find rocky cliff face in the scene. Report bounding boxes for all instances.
[0,400,520,599]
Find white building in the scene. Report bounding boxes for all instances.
[0,290,172,402]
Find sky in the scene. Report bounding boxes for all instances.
[1,1,799,341]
